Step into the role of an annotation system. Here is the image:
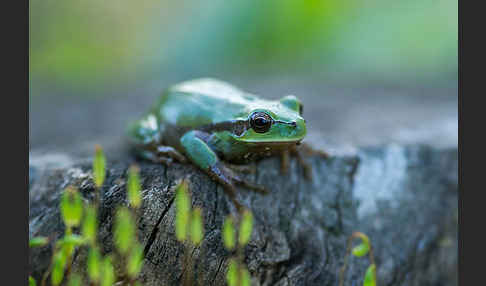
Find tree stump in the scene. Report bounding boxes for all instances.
[30,83,457,285]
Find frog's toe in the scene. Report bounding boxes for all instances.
[280,150,290,175]
[318,150,330,159]
[233,177,268,194]
[289,147,314,181]
[299,142,331,159]
[226,163,256,174]
[296,155,313,181]
[221,184,245,213]
[301,162,313,181]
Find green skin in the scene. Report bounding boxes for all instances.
[128,78,308,211]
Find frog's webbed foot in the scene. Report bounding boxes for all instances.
[218,162,266,194]
[290,147,313,181]
[138,145,187,166]
[204,163,243,212]
[280,143,330,181]
[298,142,330,159]
[207,163,268,213]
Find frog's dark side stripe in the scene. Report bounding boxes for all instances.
[196,118,297,137]
[198,120,249,136]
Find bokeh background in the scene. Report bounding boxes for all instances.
[30,0,457,97]
[29,0,458,159]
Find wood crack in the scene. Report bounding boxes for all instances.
[143,194,175,256]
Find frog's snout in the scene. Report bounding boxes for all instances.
[272,117,306,141]
[295,118,307,138]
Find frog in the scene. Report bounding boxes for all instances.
[127,78,323,211]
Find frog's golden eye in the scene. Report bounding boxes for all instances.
[250,112,272,133]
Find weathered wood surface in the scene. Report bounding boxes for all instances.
[29,83,457,285]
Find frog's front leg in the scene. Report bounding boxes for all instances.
[280,150,290,174]
[180,130,266,212]
[280,143,330,181]
[289,147,313,180]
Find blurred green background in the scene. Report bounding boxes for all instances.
[29,0,457,96]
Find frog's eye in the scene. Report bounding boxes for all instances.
[250,112,273,133]
[299,104,303,115]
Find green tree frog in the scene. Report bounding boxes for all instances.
[128,78,318,211]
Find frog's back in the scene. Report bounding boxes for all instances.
[154,78,257,128]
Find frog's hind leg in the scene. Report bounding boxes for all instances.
[129,114,187,165]
[180,130,267,212]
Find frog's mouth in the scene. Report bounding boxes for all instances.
[237,139,303,145]
[274,120,297,127]
[261,140,303,147]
